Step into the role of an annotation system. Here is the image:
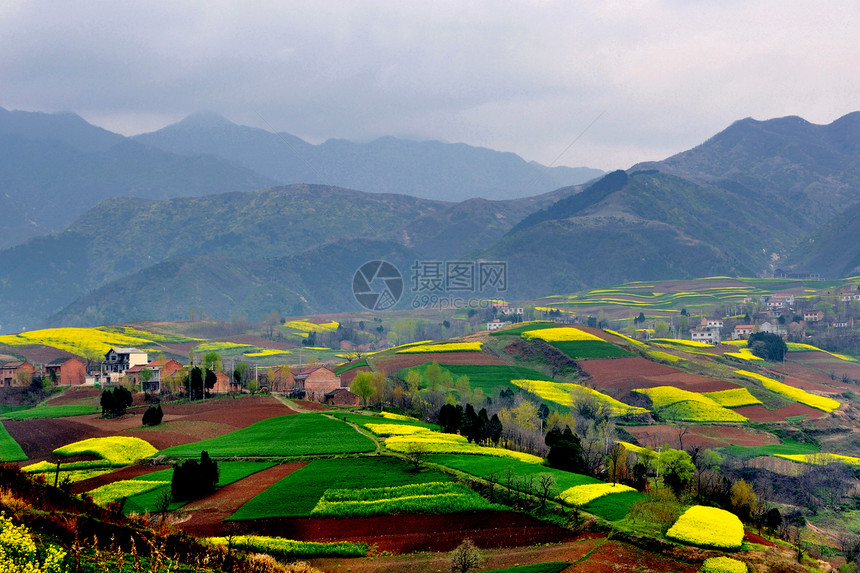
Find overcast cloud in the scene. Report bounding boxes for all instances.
[1,1,858,170]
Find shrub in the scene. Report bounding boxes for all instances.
[100,386,133,417]
[171,450,218,501]
[0,512,67,572]
[141,404,164,426]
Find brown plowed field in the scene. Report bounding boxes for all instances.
[314,535,606,573]
[339,365,372,386]
[565,540,699,572]
[7,395,295,462]
[4,418,110,461]
[45,387,101,406]
[626,424,777,450]
[218,511,577,553]
[70,464,172,494]
[373,351,508,373]
[770,361,851,390]
[582,357,737,393]
[178,462,307,537]
[733,403,827,422]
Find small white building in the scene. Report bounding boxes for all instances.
[487,319,504,331]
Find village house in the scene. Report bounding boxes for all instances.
[126,359,184,393]
[324,387,361,406]
[840,292,860,302]
[295,366,342,402]
[690,317,722,344]
[803,310,825,322]
[0,361,34,387]
[732,324,755,340]
[45,357,86,386]
[487,319,504,331]
[759,321,788,337]
[767,295,795,311]
[103,348,148,375]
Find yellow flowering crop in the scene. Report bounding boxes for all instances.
[0,327,153,357]
[379,412,420,422]
[724,348,763,361]
[650,338,714,348]
[521,327,602,342]
[396,342,483,353]
[604,329,648,349]
[648,351,683,363]
[283,320,339,333]
[700,556,748,573]
[734,370,840,412]
[383,429,542,463]
[87,480,168,507]
[558,482,636,506]
[511,379,647,416]
[634,387,747,422]
[775,453,860,466]
[54,436,158,465]
[703,388,762,408]
[244,349,291,357]
[0,513,67,573]
[618,441,656,458]
[667,505,744,549]
[364,424,430,436]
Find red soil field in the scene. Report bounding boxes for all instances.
[733,403,828,422]
[566,540,699,573]
[770,361,851,390]
[339,365,372,386]
[372,351,508,373]
[216,511,577,553]
[4,418,110,461]
[69,464,173,495]
[178,462,307,537]
[290,399,330,411]
[582,357,737,393]
[314,535,606,573]
[44,387,102,406]
[625,425,777,450]
[6,395,296,462]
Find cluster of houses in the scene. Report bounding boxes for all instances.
[0,346,360,406]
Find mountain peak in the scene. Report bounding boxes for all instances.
[176,111,235,128]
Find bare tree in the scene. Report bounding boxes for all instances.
[536,473,556,509]
[449,538,481,573]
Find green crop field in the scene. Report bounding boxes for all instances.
[550,340,635,359]
[229,456,454,520]
[158,414,375,458]
[0,404,99,420]
[489,322,558,337]
[334,359,368,374]
[121,461,276,515]
[430,454,600,492]
[337,411,438,431]
[581,490,643,521]
[718,439,820,461]
[398,362,558,395]
[0,422,26,462]
[483,563,570,573]
[205,536,367,560]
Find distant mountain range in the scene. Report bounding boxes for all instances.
[0,110,859,332]
[0,106,601,250]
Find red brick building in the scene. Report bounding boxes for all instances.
[45,357,86,386]
[295,366,342,402]
[0,361,34,387]
[324,388,360,406]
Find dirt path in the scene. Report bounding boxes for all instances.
[177,462,307,537]
[314,535,606,573]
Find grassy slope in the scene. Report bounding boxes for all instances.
[158,414,375,458]
[229,456,454,519]
[0,421,27,461]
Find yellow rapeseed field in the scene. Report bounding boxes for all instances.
[558,483,636,506]
[54,437,158,465]
[510,379,647,416]
[521,327,602,342]
[734,370,840,412]
[666,505,744,549]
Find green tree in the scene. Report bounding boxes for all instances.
[747,332,787,361]
[203,352,222,374]
[730,478,757,522]
[351,371,374,406]
[657,447,694,495]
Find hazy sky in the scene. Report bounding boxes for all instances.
[2,1,858,170]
